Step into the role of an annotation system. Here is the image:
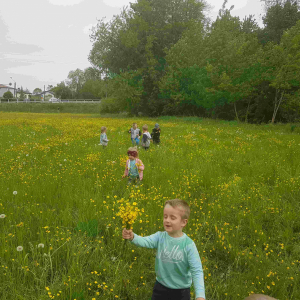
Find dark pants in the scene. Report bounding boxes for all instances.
[151,281,190,300]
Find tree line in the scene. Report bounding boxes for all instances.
[52,0,300,123]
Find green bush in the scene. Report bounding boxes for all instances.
[3,91,14,99]
[99,97,122,113]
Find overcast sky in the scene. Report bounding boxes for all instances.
[0,0,265,92]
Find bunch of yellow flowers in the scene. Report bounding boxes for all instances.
[116,201,141,229]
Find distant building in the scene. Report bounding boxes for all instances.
[34,90,55,100]
[0,84,15,97]
[16,88,32,99]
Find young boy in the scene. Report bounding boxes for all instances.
[128,123,141,146]
[151,123,161,145]
[122,199,205,300]
[99,126,109,148]
[141,124,151,150]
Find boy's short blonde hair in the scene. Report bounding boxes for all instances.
[101,126,107,133]
[164,199,190,220]
[142,124,148,131]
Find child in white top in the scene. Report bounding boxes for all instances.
[99,126,109,148]
[128,123,141,146]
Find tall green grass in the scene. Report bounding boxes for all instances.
[0,112,299,300]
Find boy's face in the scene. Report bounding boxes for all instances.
[163,204,187,238]
[133,124,137,129]
[128,155,135,161]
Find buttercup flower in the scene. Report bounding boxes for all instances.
[0,214,6,219]
[16,246,23,252]
[116,200,141,229]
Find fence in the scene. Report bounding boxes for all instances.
[0,99,101,103]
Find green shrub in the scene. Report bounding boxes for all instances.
[99,97,122,113]
[3,91,14,99]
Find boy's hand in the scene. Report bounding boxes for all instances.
[122,228,134,241]
[122,175,127,179]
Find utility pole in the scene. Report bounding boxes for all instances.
[10,77,16,97]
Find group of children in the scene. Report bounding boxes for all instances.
[99,123,161,186]
[128,122,161,150]
[99,123,206,300]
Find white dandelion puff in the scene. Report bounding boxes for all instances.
[38,243,45,248]
[16,246,23,252]
[0,214,6,219]
[13,191,18,195]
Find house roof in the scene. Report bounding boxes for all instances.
[34,90,54,96]
[0,84,14,89]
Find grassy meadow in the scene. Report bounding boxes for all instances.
[0,112,299,300]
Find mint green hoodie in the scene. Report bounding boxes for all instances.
[131,231,205,299]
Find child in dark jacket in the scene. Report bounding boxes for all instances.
[151,123,161,145]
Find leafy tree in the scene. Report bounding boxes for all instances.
[66,69,85,98]
[19,87,25,100]
[33,88,42,94]
[79,79,103,99]
[258,0,300,44]
[262,20,300,123]
[89,0,208,114]
[3,91,13,99]
[52,82,73,99]
[83,67,102,81]
[162,1,263,120]
[111,70,144,115]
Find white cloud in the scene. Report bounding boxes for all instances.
[103,0,134,8]
[48,0,85,6]
[83,23,95,35]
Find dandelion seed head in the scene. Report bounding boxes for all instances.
[16,246,23,252]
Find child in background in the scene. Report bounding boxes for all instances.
[151,123,161,145]
[141,124,151,150]
[122,146,144,185]
[99,126,109,148]
[128,123,141,146]
[122,199,205,300]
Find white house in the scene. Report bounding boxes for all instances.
[16,88,32,99]
[0,84,15,97]
[34,90,55,100]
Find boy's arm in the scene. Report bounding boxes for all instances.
[130,232,160,249]
[187,243,206,300]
